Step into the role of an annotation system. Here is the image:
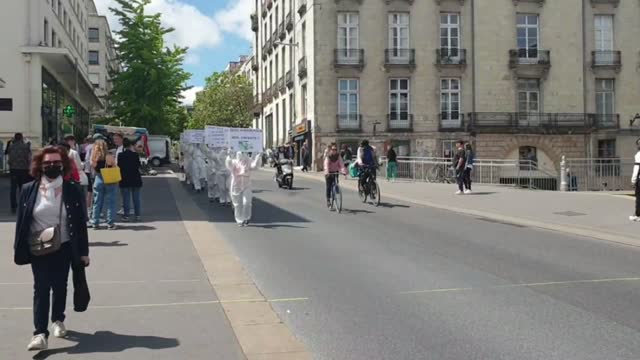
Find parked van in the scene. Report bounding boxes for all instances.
[148,135,172,167]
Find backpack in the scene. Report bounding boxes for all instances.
[362,146,374,165]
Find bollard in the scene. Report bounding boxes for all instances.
[560,155,568,191]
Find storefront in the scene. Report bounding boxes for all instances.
[292,120,311,166]
[41,68,89,145]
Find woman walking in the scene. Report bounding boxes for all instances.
[386,145,398,182]
[13,146,90,351]
[117,139,143,222]
[463,143,474,194]
[90,139,118,230]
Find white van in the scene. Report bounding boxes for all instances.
[148,135,172,167]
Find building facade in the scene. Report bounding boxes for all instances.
[0,0,113,147]
[87,1,119,118]
[251,0,640,170]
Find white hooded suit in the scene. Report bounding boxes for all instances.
[216,149,232,205]
[226,151,262,225]
[191,145,207,191]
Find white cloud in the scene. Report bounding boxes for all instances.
[184,52,201,65]
[215,0,254,42]
[181,86,203,106]
[147,0,222,49]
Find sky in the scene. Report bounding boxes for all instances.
[94,0,254,106]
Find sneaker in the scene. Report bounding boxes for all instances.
[629,215,640,222]
[121,216,130,222]
[455,190,463,195]
[326,200,331,208]
[107,224,117,230]
[464,189,472,194]
[89,224,101,230]
[117,208,124,215]
[27,334,47,351]
[51,321,67,338]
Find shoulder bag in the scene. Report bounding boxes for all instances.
[29,192,64,256]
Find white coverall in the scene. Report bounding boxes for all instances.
[182,144,192,184]
[216,150,232,205]
[226,152,262,225]
[206,146,219,200]
[191,145,207,191]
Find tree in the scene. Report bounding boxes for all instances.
[108,0,191,134]
[190,71,253,129]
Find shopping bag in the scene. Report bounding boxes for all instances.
[101,166,122,184]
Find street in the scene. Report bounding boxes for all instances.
[188,170,640,360]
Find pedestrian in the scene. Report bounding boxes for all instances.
[83,135,97,211]
[226,151,262,226]
[118,138,143,222]
[386,145,398,182]
[340,144,352,179]
[453,140,467,195]
[191,144,207,192]
[463,143,475,194]
[630,138,640,222]
[64,136,88,188]
[8,133,32,214]
[324,143,346,208]
[205,145,219,203]
[216,149,232,206]
[301,140,310,172]
[13,145,90,351]
[90,139,118,230]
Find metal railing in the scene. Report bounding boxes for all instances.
[278,23,286,40]
[468,112,597,132]
[336,114,362,131]
[439,113,465,131]
[286,13,293,31]
[387,113,413,131]
[509,49,551,67]
[385,49,416,67]
[592,50,621,68]
[286,70,293,88]
[436,48,467,65]
[594,114,620,129]
[298,57,307,78]
[563,158,635,191]
[334,49,365,67]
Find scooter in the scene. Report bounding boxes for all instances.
[274,159,294,189]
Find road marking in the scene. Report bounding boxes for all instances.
[399,277,640,295]
[0,297,310,311]
[0,279,206,286]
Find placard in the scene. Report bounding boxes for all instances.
[228,128,263,152]
[182,130,204,144]
[205,126,229,147]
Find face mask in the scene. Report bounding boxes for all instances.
[43,165,63,179]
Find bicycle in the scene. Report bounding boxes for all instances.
[358,166,381,207]
[327,172,342,213]
[426,163,455,183]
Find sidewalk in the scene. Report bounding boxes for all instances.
[292,170,640,247]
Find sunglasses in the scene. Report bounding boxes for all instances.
[42,161,62,167]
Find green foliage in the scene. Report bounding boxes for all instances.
[107,0,191,135]
[190,71,253,129]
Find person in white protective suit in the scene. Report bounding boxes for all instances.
[191,145,207,192]
[205,145,219,202]
[215,149,232,206]
[226,151,262,226]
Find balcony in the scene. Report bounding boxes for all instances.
[590,0,619,6]
[286,70,294,88]
[434,0,466,4]
[272,32,278,49]
[509,49,551,76]
[298,57,307,78]
[278,76,286,94]
[336,114,362,132]
[387,113,413,131]
[267,38,273,54]
[263,87,273,104]
[278,23,286,40]
[436,48,467,67]
[252,95,263,115]
[298,0,307,16]
[251,14,258,32]
[512,0,545,5]
[467,112,601,134]
[594,114,620,129]
[334,49,365,70]
[591,51,621,72]
[286,13,293,32]
[439,113,466,132]
[384,49,416,70]
[262,44,268,60]
[251,58,259,72]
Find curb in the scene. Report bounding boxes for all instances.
[167,172,312,360]
[288,170,640,249]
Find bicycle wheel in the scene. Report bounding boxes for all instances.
[358,181,367,203]
[426,166,440,183]
[370,181,381,206]
[335,184,342,213]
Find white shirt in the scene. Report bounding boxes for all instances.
[115,145,124,165]
[632,151,640,184]
[31,177,69,243]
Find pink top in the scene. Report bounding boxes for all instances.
[324,156,346,175]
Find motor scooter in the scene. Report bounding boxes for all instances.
[274,159,294,189]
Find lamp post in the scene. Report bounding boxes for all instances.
[630,113,640,127]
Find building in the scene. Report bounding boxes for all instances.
[87,1,119,118]
[0,0,111,147]
[251,0,640,170]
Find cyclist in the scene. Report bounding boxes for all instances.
[356,140,377,193]
[324,143,346,208]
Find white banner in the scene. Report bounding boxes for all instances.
[228,128,263,153]
[183,130,204,144]
[204,126,229,147]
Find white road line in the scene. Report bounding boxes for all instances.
[399,277,640,295]
[0,279,206,286]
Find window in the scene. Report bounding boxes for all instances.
[0,99,13,111]
[89,73,100,87]
[440,13,459,58]
[519,146,538,170]
[338,79,359,128]
[289,94,294,127]
[596,79,615,123]
[44,19,49,45]
[596,139,619,176]
[517,79,540,124]
[301,22,306,55]
[337,13,359,61]
[89,28,99,42]
[594,15,613,62]
[52,30,57,48]
[89,51,99,65]
[58,1,62,18]
[63,10,67,30]
[440,78,461,123]
[389,78,410,122]
[517,14,539,58]
[388,13,410,60]
[282,98,287,135]
[598,139,616,158]
[302,85,307,118]
[275,54,279,82]
[441,139,456,159]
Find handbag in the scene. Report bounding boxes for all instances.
[29,193,64,256]
[101,166,122,184]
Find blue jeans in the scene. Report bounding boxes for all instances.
[92,174,118,226]
[121,187,141,217]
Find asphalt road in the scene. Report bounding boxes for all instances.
[188,170,640,360]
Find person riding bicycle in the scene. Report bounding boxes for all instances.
[356,140,377,193]
[324,143,346,208]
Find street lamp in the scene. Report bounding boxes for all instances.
[630,113,640,127]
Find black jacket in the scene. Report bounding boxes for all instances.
[14,180,90,266]
[117,150,143,188]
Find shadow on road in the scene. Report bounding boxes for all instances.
[464,192,496,196]
[116,224,156,231]
[89,241,128,247]
[342,209,376,215]
[248,224,307,229]
[32,330,179,359]
[376,202,410,209]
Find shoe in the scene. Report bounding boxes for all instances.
[326,200,331,208]
[27,334,48,351]
[237,222,243,227]
[629,215,640,222]
[107,224,117,230]
[464,189,472,194]
[90,224,101,230]
[455,190,463,195]
[117,208,124,215]
[121,216,130,222]
[51,321,67,338]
